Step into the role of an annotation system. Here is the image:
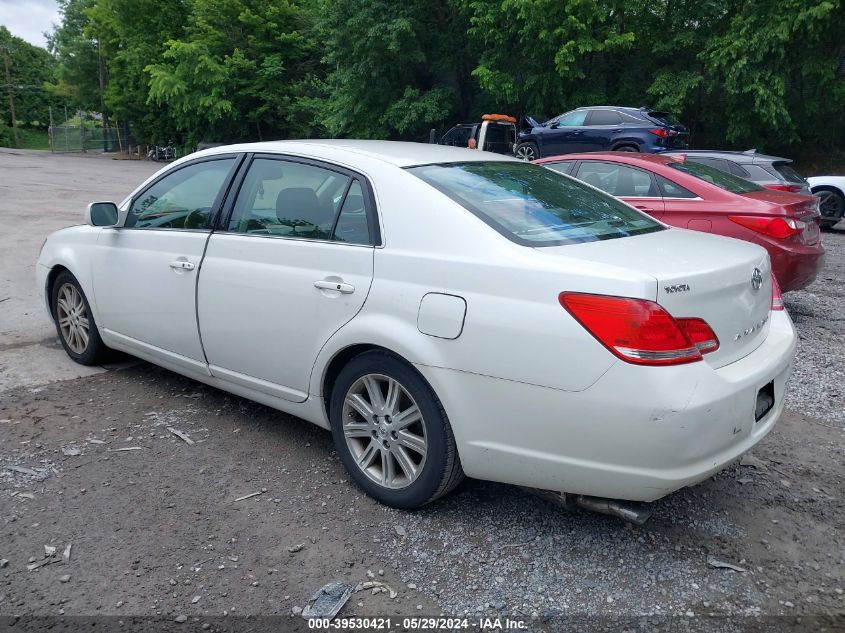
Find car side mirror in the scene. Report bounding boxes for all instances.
[86,202,120,227]
[549,121,560,129]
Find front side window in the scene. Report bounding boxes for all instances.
[669,160,764,194]
[228,158,372,244]
[408,161,663,247]
[440,126,472,147]
[553,111,587,127]
[127,158,237,229]
[576,161,658,197]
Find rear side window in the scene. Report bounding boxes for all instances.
[587,110,622,126]
[575,161,659,197]
[668,160,764,194]
[771,161,806,184]
[727,161,750,177]
[655,175,698,199]
[688,157,730,174]
[227,158,372,244]
[408,161,663,247]
[543,160,575,175]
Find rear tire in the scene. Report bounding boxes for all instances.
[51,271,109,365]
[329,351,464,509]
[614,144,639,152]
[515,142,539,161]
[815,187,844,229]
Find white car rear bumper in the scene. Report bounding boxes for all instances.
[417,309,797,502]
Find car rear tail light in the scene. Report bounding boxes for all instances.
[558,293,718,366]
[771,274,784,311]
[648,128,677,138]
[728,215,804,239]
[764,184,803,193]
[676,317,720,354]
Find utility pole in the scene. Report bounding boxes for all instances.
[1,45,20,148]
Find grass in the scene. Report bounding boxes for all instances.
[0,127,51,150]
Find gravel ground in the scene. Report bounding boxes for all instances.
[784,227,845,427]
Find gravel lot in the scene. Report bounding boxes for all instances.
[784,229,845,427]
[0,153,843,632]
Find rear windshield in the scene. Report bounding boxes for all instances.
[408,162,664,246]
[646,110,680,127]
[668,160,764,194]
[771,161,806,184]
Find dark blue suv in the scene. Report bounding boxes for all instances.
[514,106,688,160]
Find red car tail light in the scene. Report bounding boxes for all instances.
[649,128,677,138]
[558,293,718,366]
[728,215,804,239]
[764,184,803,193]
[771,274,784,311]
[676,317,720,354]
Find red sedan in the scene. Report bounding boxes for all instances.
[535,152,824,291]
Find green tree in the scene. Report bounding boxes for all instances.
[316,0,477,140]
[85,0,188,144]
[0,26,60,130]
[46,0,101,114]
[146,0,319,145]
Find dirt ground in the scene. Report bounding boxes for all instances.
[1,360,843,632]
[0,151,843,633]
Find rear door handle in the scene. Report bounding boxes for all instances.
[634,205,655,212]
[169,261,196,271]
[314,280,355,294]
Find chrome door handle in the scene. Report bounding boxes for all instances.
[169,261,196,271]
[314,280,355,294]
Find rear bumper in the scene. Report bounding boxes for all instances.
[769,241,825,291]
[418,310,796,502]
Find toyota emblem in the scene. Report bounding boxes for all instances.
[751,267,763,291]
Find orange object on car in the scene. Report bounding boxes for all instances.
[481,114,517,123]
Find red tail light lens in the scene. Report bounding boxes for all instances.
[559,293,718,366]
[728,215,804,239]
[771,274,784,311]
[649,128,669,138]
[764,184,803,193]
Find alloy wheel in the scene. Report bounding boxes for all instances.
[342,373,427,489]
[56,282,90,354]
[515,145,536,161]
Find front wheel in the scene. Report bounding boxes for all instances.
[514,142,539,161]
[51,271,109,365]
[329,351,464,508]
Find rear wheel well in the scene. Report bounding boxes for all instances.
[612,143,640,152]
[321,344,414,419]
[813,184,844,197]
[46,265,71,312]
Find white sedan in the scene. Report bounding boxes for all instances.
[37,140,796,520]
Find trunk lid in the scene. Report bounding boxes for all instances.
[741,191,822,245]
[538,228,772,368]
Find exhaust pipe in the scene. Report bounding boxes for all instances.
[568,494,653,526]
[522,488,654,525]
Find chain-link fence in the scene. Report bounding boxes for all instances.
[48,124,121,153]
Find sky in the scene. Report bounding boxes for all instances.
[0,0,61,49]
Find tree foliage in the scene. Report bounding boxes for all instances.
[0,26,61,128]
[29,0,845,152]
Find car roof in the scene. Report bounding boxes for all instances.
[663,149,789,164]
[535,152,679,166]
[191,139,518,168]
